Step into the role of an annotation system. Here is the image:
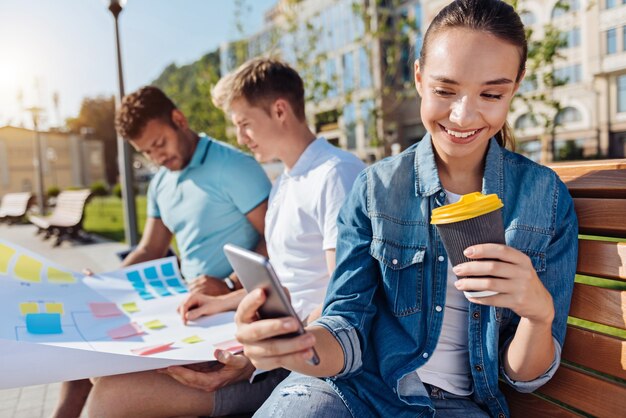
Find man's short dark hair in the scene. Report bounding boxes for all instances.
[115,86,177,139]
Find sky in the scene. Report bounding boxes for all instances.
[0,0,277,129]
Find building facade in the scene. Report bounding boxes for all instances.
[0,126,106,196]
[220,0,626,162]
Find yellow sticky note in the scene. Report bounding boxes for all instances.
[45,303,64,314]
[121,302,139,314]
[0,244,16,274]
[144,320,166,330]
[48,267,76,284]
[182,335,204,344]
[14,255,43,283]
[19,302,39,315]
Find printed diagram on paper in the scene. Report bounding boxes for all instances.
[0,239,238,386]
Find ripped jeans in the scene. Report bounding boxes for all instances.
[253,373,489,418]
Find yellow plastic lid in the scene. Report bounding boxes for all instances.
[431,192,503,224]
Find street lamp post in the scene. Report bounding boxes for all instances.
[26,106,46,215]
[107,0,138,246]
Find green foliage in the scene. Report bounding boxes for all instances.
[151,50,231,145]
[112,183,122,199]
[46,186,60,198]
[510,0,568,161]
[66,96,117,185]
[83,195,148,243]
[90,181,109,197]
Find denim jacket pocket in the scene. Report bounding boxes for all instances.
[520,249,547,273]
[370,239,426,316]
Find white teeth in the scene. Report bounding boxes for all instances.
[445,128,478,138]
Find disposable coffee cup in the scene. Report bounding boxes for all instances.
[431,192,505,298]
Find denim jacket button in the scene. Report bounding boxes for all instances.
[422,353,429,358]
[392,258,398,265]
[474,364,483,372]
[472,312,480,319]
[498,414,506,418]
[435,305,442,312]
[437,255,444,262]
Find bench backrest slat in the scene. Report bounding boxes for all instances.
[548,159,626,198]
[501,385,580,417]
[538,364,626,417]
[49,190,92,223]
[0,192,33,217]
[561,325,626,381]
[577,239,626,282]
[573,198,626,237]
[568,283,626,330]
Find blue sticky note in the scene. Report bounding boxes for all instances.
[161,262,175,277]
[131,281,146,290]
[144,266,158,280]
[126,271,142,283]
[166,278,188,294]
[138,290,155,300]
[149,280,172,297]
[26,313,62,334]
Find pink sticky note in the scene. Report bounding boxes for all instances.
[107,322,144,339]
[89,302,123,318]
[214,338,244,354]
[131,342,174,356]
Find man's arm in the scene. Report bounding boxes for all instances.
[122,217,173,267]
[305,249,336,324]
[246,199,268,257]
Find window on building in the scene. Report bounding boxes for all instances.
[607,28,617,54]
[343,51,355,92]
[343,103,357,150]
[606,0,617,8]
[555,107,583,125]
[554,64,582,85]
[514,113,539,130]
[552,0,580,18]
[360,99,377,145]
[520,11,536,26]
[623,26,626,51]
[618,75,626,113]
[561,27,581,49]
[359,47,372,89]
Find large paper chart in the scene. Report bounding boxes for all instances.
[0,239,238,389]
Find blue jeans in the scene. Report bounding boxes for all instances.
[253,373,489,418]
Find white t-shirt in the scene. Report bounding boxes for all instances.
[265,138,365,320]
[416,190,473,396]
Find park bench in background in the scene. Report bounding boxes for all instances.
[0,192,34,224]
[29,189,93,246]
[503,159,626,417]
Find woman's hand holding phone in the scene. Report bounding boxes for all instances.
[234,288,318,371]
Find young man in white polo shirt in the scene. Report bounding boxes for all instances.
[87,58,365,417]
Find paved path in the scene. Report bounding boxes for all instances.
[0,224,126,417]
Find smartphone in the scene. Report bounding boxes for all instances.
[223,243,320,366]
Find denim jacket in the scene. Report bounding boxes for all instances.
[314,135,578,418]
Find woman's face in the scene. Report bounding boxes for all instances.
[415,28,522,166]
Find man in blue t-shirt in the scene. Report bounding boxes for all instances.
[51,86,271,418]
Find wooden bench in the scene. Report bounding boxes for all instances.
[0,192,34,224]
[503,159,626,417]
[29,189,93,246]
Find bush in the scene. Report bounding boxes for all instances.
[90,181,109,197]
[46,186,61,198]
[112,183,122,198]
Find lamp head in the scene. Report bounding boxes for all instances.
[108,0,127,18]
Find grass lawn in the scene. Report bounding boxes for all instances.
[83,196,148,243]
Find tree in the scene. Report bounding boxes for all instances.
[152,50,229,144]
[509,0,568,163]
[66,96,117,185]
